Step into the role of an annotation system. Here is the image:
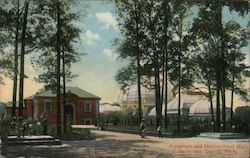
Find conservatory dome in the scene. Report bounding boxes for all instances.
[189,99,212,116]
[148,91,206,116]
[118,84,173,115]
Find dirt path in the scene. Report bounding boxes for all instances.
[1,130,249,158]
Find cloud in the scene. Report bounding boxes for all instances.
[82,30,101,44]
[102,48,118,61]
[87,14,93,18]
[96,12,118,30]
[3,45,14,53]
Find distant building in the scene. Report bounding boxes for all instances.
[6,87,101,125]
[118,85,173,116]
[99,103,121,113]
[148,91,204,116]
[149,91,231,120]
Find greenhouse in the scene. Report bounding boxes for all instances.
[148,92,212,117]
[189,99,212,116]
[99,104,121,113]
[118,85,173,116]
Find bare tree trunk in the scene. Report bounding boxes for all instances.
[160,53,165,127]
[216,82,221,132]
[163,1,169,132]
[161,55,165,108]
[218,2,226,132]
[230,58,235,130]
[18,1,29,117]
[12,0,20,117]
[63,48,66,133]
[155,54,161,128]
[215,0,224,133]
[152,32,161,128]
[136,52,142,121]
[152,33,161,127]
[135,3,142,122]
[177,50,181,133]
[164,51,168,132]
[208,81,214,123]
[221,86,226,132]
[56,1,62,137]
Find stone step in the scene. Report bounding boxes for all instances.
[199,132,249,139]
[4,135,61,146]
[5,139,62,146]
[7,135,55,141]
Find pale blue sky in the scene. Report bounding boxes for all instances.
[68,1,126,103]
[69,1,249,104]
[0,1,249,105]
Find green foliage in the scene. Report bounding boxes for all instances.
[65,114,73,132]
[0,4,14,84]
[60,130,95,140]
[190,2,250,100]
[0,115,51,141]
[0,0,86,91]
[234,106,250,134]
[62,113,95,140]
[98,110,140,126]
[30,0,86,91]
[47,124,57,137]
[0,115,12,141]
[115,63,137,92]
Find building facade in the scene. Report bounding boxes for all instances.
[6,87,101,125]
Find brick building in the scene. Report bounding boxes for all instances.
[6,87,101,125]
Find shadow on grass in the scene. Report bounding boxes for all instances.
[1,137,172,158]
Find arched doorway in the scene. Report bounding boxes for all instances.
[65,104,74,124]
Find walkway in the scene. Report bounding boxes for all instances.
[1,130,249,158]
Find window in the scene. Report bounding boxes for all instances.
[44,101,52,113]
[84,103,92,112]
[83,119,92,125]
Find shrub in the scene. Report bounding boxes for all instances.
[47,125,57,137]
[0,115,12,141]
[65,114,73,132]
[61,130,95,140]
[234,106,250,134]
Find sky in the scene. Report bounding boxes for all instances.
[0,1,249,108]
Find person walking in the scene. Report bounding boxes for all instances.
[139,119,146,138]
[157,126,162,138]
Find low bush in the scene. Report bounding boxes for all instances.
[0,115,96,141]
[234,106,250,134]
[60,130,95,140]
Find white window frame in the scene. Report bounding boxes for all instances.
[84,103,92,112]
[83,119,93,125]
[44,101,52,113]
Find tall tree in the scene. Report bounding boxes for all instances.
[141,0,162,127]
[10,0,20,117]
[214,0,249,132]
[31,0,84,135]
[56,0,62,137]
[18,0,29,117]
[0,0,21,116]
[223,21,249,129]
[190,3,220,126]
[160,0,171,132]
[167,0,192,133]
[114,0,146,123]
[191,0,249,132]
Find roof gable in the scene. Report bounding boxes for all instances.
[25,87,101,100]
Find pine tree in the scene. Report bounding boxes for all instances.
[114,0,146,123]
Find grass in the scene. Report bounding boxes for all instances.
[101,125,200,138]
[60,130,95,141]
